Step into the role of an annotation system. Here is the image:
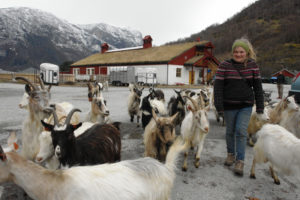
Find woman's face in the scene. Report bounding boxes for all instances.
[233,46,248,63]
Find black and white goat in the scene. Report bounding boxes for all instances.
[128,84,144,125]
[41,108,121,168]
[167,89,186,126]
[140,89,167,129]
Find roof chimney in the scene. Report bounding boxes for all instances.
[101,43,109,53]
[143,35,152,48]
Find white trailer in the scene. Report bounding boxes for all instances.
[136,67,157,85]
[40,63,59,85]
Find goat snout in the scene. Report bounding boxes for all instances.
[104,111,110,116]
[204,127,209,133]
[55,146,61,158]
[35,157,43,163]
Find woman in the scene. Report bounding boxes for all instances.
[213,38,264,176]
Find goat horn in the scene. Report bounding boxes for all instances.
[65,108,81,126]
[186,96,199,110]
[199,91,205,109]
[38,76,45,90]
[43,107,59,126]
[15,77,37,91]
[151,108,158,123]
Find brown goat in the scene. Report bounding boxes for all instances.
[144,109,178,161]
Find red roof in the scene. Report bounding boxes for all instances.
[272,69,295,78]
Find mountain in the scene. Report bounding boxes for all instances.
[0,7,143,71]
[169,0,300,76]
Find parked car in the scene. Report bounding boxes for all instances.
[288,72,300,103]
[261,77,271,83]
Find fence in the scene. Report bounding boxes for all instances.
[0,72,39,83]
[0,72,109,84]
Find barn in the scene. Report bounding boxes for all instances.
[69,35,219,85]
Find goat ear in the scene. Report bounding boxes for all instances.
[0,145,7,161]
[25,84,33,94]
[41,120,53,131]
[71,122,82,131]
[7,131,17,148]
[187,105,195,112]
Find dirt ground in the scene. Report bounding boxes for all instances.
[0,83,299,200]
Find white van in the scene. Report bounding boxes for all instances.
[40,63,59,85]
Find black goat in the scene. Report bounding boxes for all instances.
[41,108,121,168]
[167,90,186,126]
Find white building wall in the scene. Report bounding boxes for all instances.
[168,65,202,85]
[106,64,204,85]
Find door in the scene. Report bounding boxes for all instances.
[189,71,195,84]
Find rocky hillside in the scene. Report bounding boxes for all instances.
[170,0,300,76]
[0,7,142,71]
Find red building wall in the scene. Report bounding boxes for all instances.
[168,47,196,65]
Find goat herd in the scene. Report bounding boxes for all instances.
[0,77,299,200]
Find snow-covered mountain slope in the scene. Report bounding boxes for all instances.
[0,7,142,71]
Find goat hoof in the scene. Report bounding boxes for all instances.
[137,124,140,127]
[182,167,187,172]
[250,174,256,179]
[274,180,280,185]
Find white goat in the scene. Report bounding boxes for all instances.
[0,136,186,200]
[181,96,209,171]
[16,76,52,161]
[269,96,299,124]
[247,106,270,146]
[250,124,300,184]
[85,82,111,124]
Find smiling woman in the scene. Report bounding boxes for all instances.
[214,37,264,176]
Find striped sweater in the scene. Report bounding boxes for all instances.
[213,59,264,113]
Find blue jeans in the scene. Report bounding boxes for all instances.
[224,107,252,161]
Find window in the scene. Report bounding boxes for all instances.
[87,68,95,75]
[73,68,80,75]
[176,68,181,77]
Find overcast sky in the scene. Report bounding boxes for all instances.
[1,0,257,46]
